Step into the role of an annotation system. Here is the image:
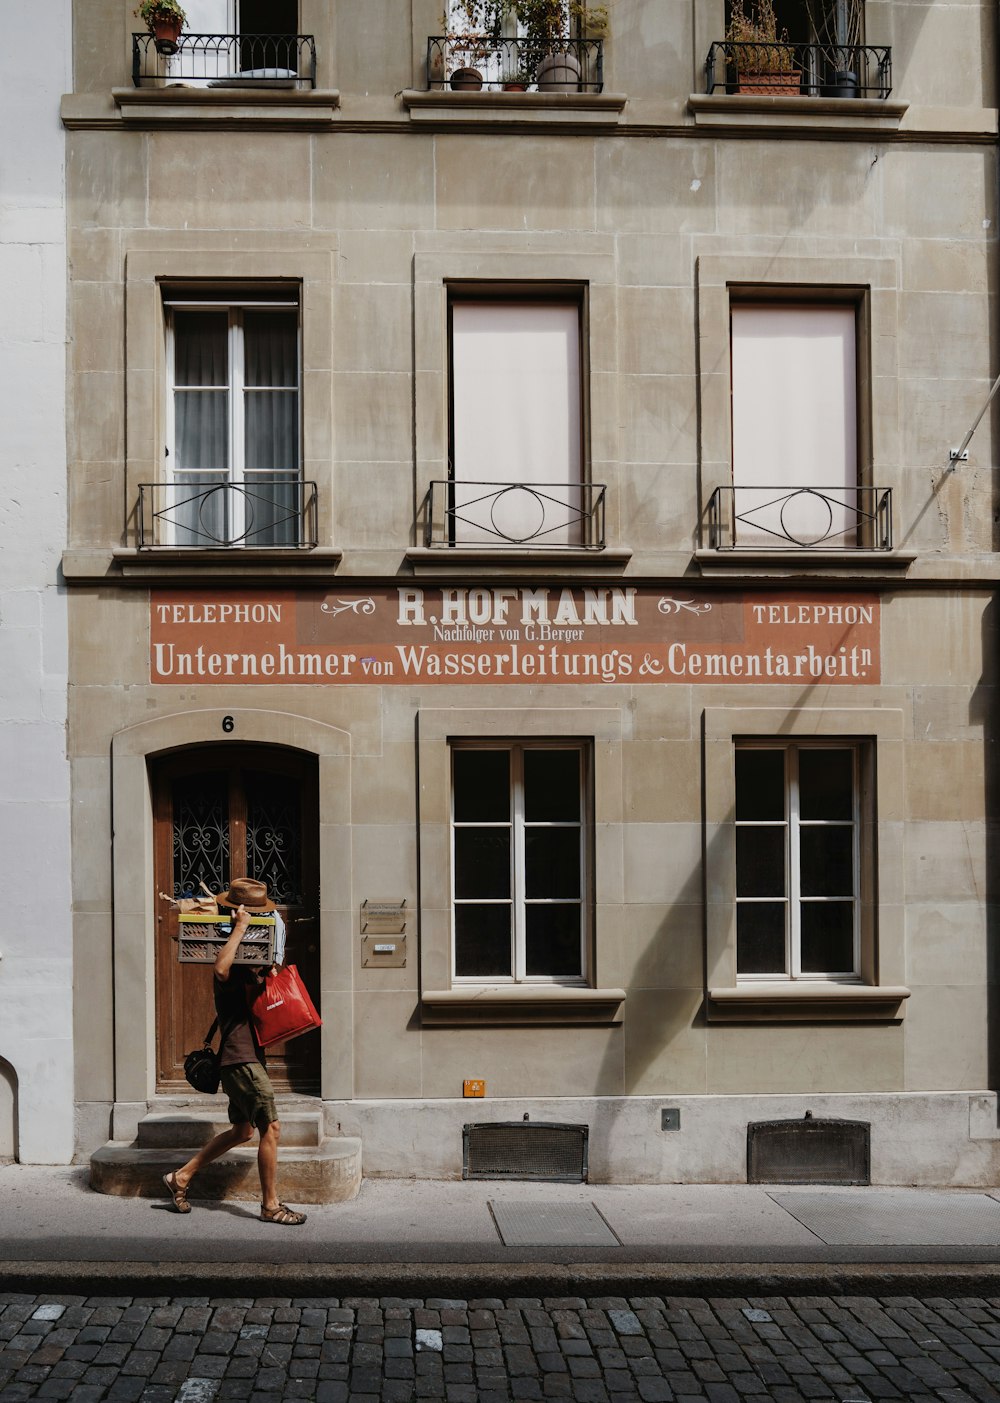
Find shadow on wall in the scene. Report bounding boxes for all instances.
[0,1057,18,1163]
[971,597,1000,1095]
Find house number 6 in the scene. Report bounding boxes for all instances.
[222,716,235,733]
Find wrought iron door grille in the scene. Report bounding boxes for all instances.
[132,32,317,88]
[748,1118,871,1185]
[463,1122,589,1182]
[705,42,892,98]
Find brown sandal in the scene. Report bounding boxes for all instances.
[260,1202,307,1225]
[162,1171,192,1215]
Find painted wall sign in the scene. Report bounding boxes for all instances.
[149,587,880,685]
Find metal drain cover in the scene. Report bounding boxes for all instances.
[770,1189,1000,1245]
[489,1200,621,1248]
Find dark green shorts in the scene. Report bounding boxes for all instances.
[220,1061,277,1131]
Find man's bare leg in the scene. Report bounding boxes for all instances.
[257,1119,281,1210]
[172,1121,254,1192]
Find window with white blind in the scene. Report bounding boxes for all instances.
[735,743,866,980]
[449,299,583,546]
[164,290,300,547]
[730,303,858,547]
[451,742,589,983]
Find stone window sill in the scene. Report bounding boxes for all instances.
[401,89,627,129]
[694,548,916,578]
[688,93,907,134]
[107,86,341,128]
[708,982,910,1023]
[405,546,632,576]
[61,547,343,583]
[421,985,625,1025]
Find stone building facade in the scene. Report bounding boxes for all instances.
[59,0,1000,1188]
[0,1,73,1165]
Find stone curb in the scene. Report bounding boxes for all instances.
[5,1259,1000,1299]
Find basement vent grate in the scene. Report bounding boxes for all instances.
[748,1117,870,1186]
[463,1121,589,1183]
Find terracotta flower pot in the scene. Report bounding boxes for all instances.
[450,67,484,91]
[152,15,183,55]
[736,68,800,94]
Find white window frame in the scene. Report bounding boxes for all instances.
[450,740,591,986]
[735,741,862,983]
[163,293,301,547]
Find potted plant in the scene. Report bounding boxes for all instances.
[439,0,506,89]
[509,0,608,92]
[134,0,187,55]
[725,0,799,93]
[500,62,534,91]
[805,0,864,95]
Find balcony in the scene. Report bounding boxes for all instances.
[132,32,317,89]
[138,479,318,550]
[424,480,606,550]
[704,41,891,98]
[425,35,604,93]
[707,486,893,551]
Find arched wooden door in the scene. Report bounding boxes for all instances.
[152,746,320,1094]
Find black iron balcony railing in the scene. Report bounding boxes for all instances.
[708,486,893,551]
[425,480,606,549]
[705,41,891,98]
[139,479,318,549]
[426,35,603,93]
[132,32,317,88]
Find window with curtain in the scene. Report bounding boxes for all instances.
[730,303,858,547]
[449,299,584,546]
[451,742,589,983]
[165,293,300,547]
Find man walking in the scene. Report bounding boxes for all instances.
[162,877,307,1225]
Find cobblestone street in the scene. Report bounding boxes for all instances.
[4,1289,1000,1402]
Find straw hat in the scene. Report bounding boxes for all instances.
[214,877,275,911]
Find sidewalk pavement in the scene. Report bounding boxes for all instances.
[4,1165,1000,1297]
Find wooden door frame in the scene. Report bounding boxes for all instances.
[151,745,320,1092]
[109,709,351,1135]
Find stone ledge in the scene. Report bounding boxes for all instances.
[406,546,632,577]
[708,983,911,1023]
[401,88,627,129]
[90,1135,362,1203]
[62,88,342,130]
[61,547,343,583]
[694,548,916,578]
[422,985,625,1025]
[688,93,908,134]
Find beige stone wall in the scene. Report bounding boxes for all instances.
[63,0,1000,1172]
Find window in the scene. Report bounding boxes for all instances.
[451,743,589,982]
[449,298,584,546]
[167,0,299,83]
[735,743,866,980]
[730,303,858,546]
[164,289,301,547]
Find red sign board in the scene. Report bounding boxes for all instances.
[150,587,880,686]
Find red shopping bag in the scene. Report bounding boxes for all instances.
[247,964,322,1049]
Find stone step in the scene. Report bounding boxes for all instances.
[138,1109,324,1149]
[90,1136,362,1205]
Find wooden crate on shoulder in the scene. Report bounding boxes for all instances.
[176,913,275,966]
